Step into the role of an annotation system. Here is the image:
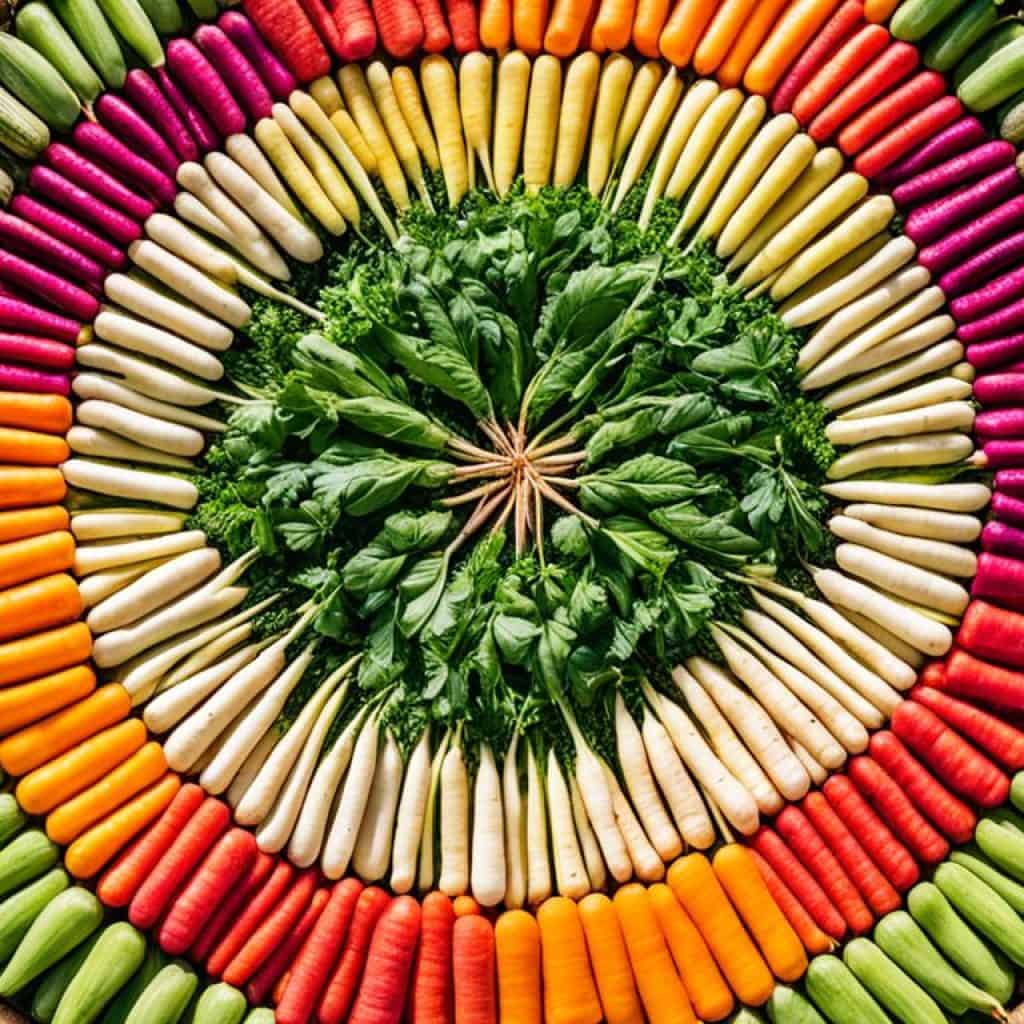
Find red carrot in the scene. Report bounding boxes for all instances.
[772,0,866,115]
[822,774,920,892]
[837,70,946,155]
[277,877,363,1024]
[920,660,947,689]
[248,887,330,1005]
[452,913,496,1024]
[350,896,422,1024]
[854,94,963,178]
[96,783,204,908]
[331,0,378,58]
[775,805,875,934]
[241,0,331,81]
[748,848,835,954]
[877,116,987,189]
[410,891,455,1024]
[411,0,452,50]
[371,0,425,56]
[318,886,392,1024]
[749,827,847,939]
[802,791,901,917]
[956,604,1024,672]
[128,796,230,929]
[444,0,480,51]
[191,851,275,962]
[206,860,295,978]
[224,868,319,986]
[808,40,919,142]
[157,828,258,956]
[296,0,349,56]
[912,685,1024,770]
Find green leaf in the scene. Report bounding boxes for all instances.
[580,454,715,516]
[343,542,408,596]
[383,510,454,553]
[311,456,451,517]
[332,397,451,450]
[494,615,540,664]
[399,553,450,637]
[535,617,576,700]
[601,517,676,580]
[651,502,762,564]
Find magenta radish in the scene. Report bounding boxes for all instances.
[9,196,125,271]
[919,196,1024,275]
[993,492,1024,527]
[0,249,99,321]
[940,231,1024,298]
[997,469,1024,496]
[0,294,83,343]
[968,334,1024,371]
[217,12,297,101]
[0,212,104,290]
[876,117,987,188]
[27,167,142,247]
[982,521,1024,560]
[974,373,1024,406]
[952,267,1024,323]
[95,94,180,179]
[166,39,247,138]
[976,408,1024,439]
[973,553,1024,610]
[123,69,199,165]
[893,141,1015,207]
[0,364,70,395]
[982,441,1024,467]
[70,123,177,208]
[905,165,1022,245]
[959,296,1024,343]
[45,145,155,223]
[193,25,273,121]
[0,335,75,370]
[157,68,221,155]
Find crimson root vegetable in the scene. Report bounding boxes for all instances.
[123,69,199,164]
[218,12,298,100]
[876,116,987,188]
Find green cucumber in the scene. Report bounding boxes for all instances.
[32,933,102,1024]
[907,882,1014,1003]
[1012,769,1024,811]
[0,831,58,899]
[843,938,946,1024]
[974,818,1024,882]
[727,1011,767,1023]
[0,869,68,964]
[0,33,82,132]
[873,911,1004,1017]
[15,2,104,105]
[767,985,826,1023]
[0,85,49,159]
[100,944,169,1024]
[959,34,1024,111]
[891,0,970,41]
[242,1013,275,1024]
[950,846,1024,912]
[190,983,246,1024]
[124,964,197,1024]
[184,0,218,16]
[53,922,146,1024]
[924,0,1000,70]
[954,18,1024,88]
[95,0,164,67]
[935,862,1024,967]
[50,0,127,89]
[136,0,183,35]
[805,955,892,1024]
[0,886,103,996]
[0,796,25,849]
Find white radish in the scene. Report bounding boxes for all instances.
[80,558,171,609]
[569,773,607,891]
[837,378,973,422]
[158,620,255,693]
[822,480,991,512]
[470,742,505,906]
[789,737,827,786]
[62,459,198,511]
[76,401,204,458]
[830,515,976,578]
[545,748,589,900]
[67,427,195,469]
[438,737,470,897]
[390,728,432,894]
[823,317,957,383]
[417,731,450,892]
[353,730,405,881]
[70,509,186,541]
[73,373,227,433]
[525,740,551,906]
[226,727,279,808]
[842,608,927,668]
[843,503,980,543]
[224,134,303,219]
[826,402,974,447]
[828,432,973,481]
[178,157,280,243]
[74,530,206,577]
[605,766,664,881]
[502,733,526,909]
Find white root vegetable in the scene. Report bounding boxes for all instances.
[257,669,350,853]
[438,738,470,897]
[158,620,255,693]
[671,669,781,818]
[470,743,505,906]
[604,766,664,881]
[825,317,957,382]
[614,693,681,861]
[569,773,607,891]
[842,608,927,668]
[502,733,526,909]
[822,480,991,512]
[70,509,185,541]
[76,400,204,458]
[813,567,953,657]
[226,726,279,809]
[224,134,303,218]
[80,558,170,608]
[74,530,206,577]
[322,710,379,879]
[827,432,974,481]
[178,158,276,244]
[843,503,980,543]
[641,707,714,848]
[88,548,221,634]
[826,402,974,446]
[525,740,551,906]
[838,378,972,422]
[67,427,195,469]
[62,459,198,511]
[790,737,827,786]
[353,730,405,881]
[830,515,976,577]
[390,728,432,894]
[417,731,450,892]
[73,373,226,433]
[545,748,589,900]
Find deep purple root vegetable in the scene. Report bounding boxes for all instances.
[983,440,1024,468]
[0,295,82,344]
[0,211,104,291]
[0,364,70,395]
[194,25,273,121]
[27,166,143,248]
[996,469,1024,497]
[982,521,1024,560]
[973,373,1024,407]
[45,144,155,223]
[952,267,1024,324]
[218,11,297,100]
[123,69,199,165]
[9,196,125,271]
[992,491,1024,527]
[157,68,221,155]
[95,94,180,179]
[976,408,1024,440]
[973,552,1024,610]
[166,39,248,138]
[918,196,1024,275]
[940,231,1024,298]
[876,117,987,189]
[72,122,178,207]
[905,165,1022,246]
[893,140,1015,208]
[0,334,75,371]
[0,249,99,322]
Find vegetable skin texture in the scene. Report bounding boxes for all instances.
[218,12,297,100]
[452,913,497,1024]
[537,896,602,1024]
[240,0,330,81]
[194,26,273,122]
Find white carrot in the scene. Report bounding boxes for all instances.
[438,735,470,897]
[417,730,450,892]
[390,728,432,894]
[353,729,405,881]
[525,739,551,906]
[569,773,607,891]
[502,732,527,909]
[470,742,505,906]
[545,748,589,900]
[605,765,664,881]
[830,515,976,578]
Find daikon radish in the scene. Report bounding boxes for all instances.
[438,735,470,896]
[502,732,527,909]
[352,728,405,880]
[390,728,432,894]
[843,503,981,543]
[525,739,550,905]
[546,748,588,899]
[569,772,606,891]
[470,742,505,906]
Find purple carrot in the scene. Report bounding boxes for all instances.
[0,334,74,371]
[940,231,1024,298]
[993,491,1024,527]
[193,25,273,121]
[166,39,247,137]
[27,166,142,247]
[973,373,1024,407]
[976,408,1024,439]
[973,552,1024,610]
[157,68,221,155]
[919,195,1024,275]
[893,141,1016,208]
[45,144,155,223]
[218,11,297,100]
[0,295,82,344]
[0,250,99,322]
[905,165,1022,246]
[72,122,178,207]
[123,69,199,164]
[952,267,1024,324]
[997,469,1024,496]
[982,521,1024,560]
[876,117,987,189]
[959,295,1024,344]
[95,94,180,178]
[9,196,125,271]
[983,440,1024,467]
[0,212,104,291]
[0,364,70,395]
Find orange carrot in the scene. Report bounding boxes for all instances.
[0,663,95,736]
[716,0,789,86]
[0,427,68,465]
[15,717,145,815]
[0,506,68,543]
[514,0,549,53]
[537,897,602,1024]
[864,0,898,20]
[693,0,760,74]
[1,683,131,777]
[713,844,808,983]
[0,466,65,508]
[667,853,775,1007]
[590,0,636,51]
[454,895,482,917]
[0,531,74,590]
[495,910,542,1024]
[46,741,167,844]
[749,848,835,955]
[409,890,454,1024]
[0,393,72,434]
[658,0,717,65]
[578,893,644,1024]
[480,0,513,50]
[0,622,91,686]
[631,0,670,56]
[65,773,181,879]
[745,0,843,94]
[544,0,592,54]
[0,573,81,642]
[647,883,734,1022]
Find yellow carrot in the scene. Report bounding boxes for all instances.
[391,66,441,172]
[553,52,600,186]
[493,50,532,196]
[329,107,378,175]
[587,53,634,196]
[459,52,496,192]
[610,60,663,169]
[420,55,469,208]
[523,54,562,194]
[367,62,432,206]
[310,75,344,116]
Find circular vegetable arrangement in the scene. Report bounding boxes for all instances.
[0,0,1023,1021]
